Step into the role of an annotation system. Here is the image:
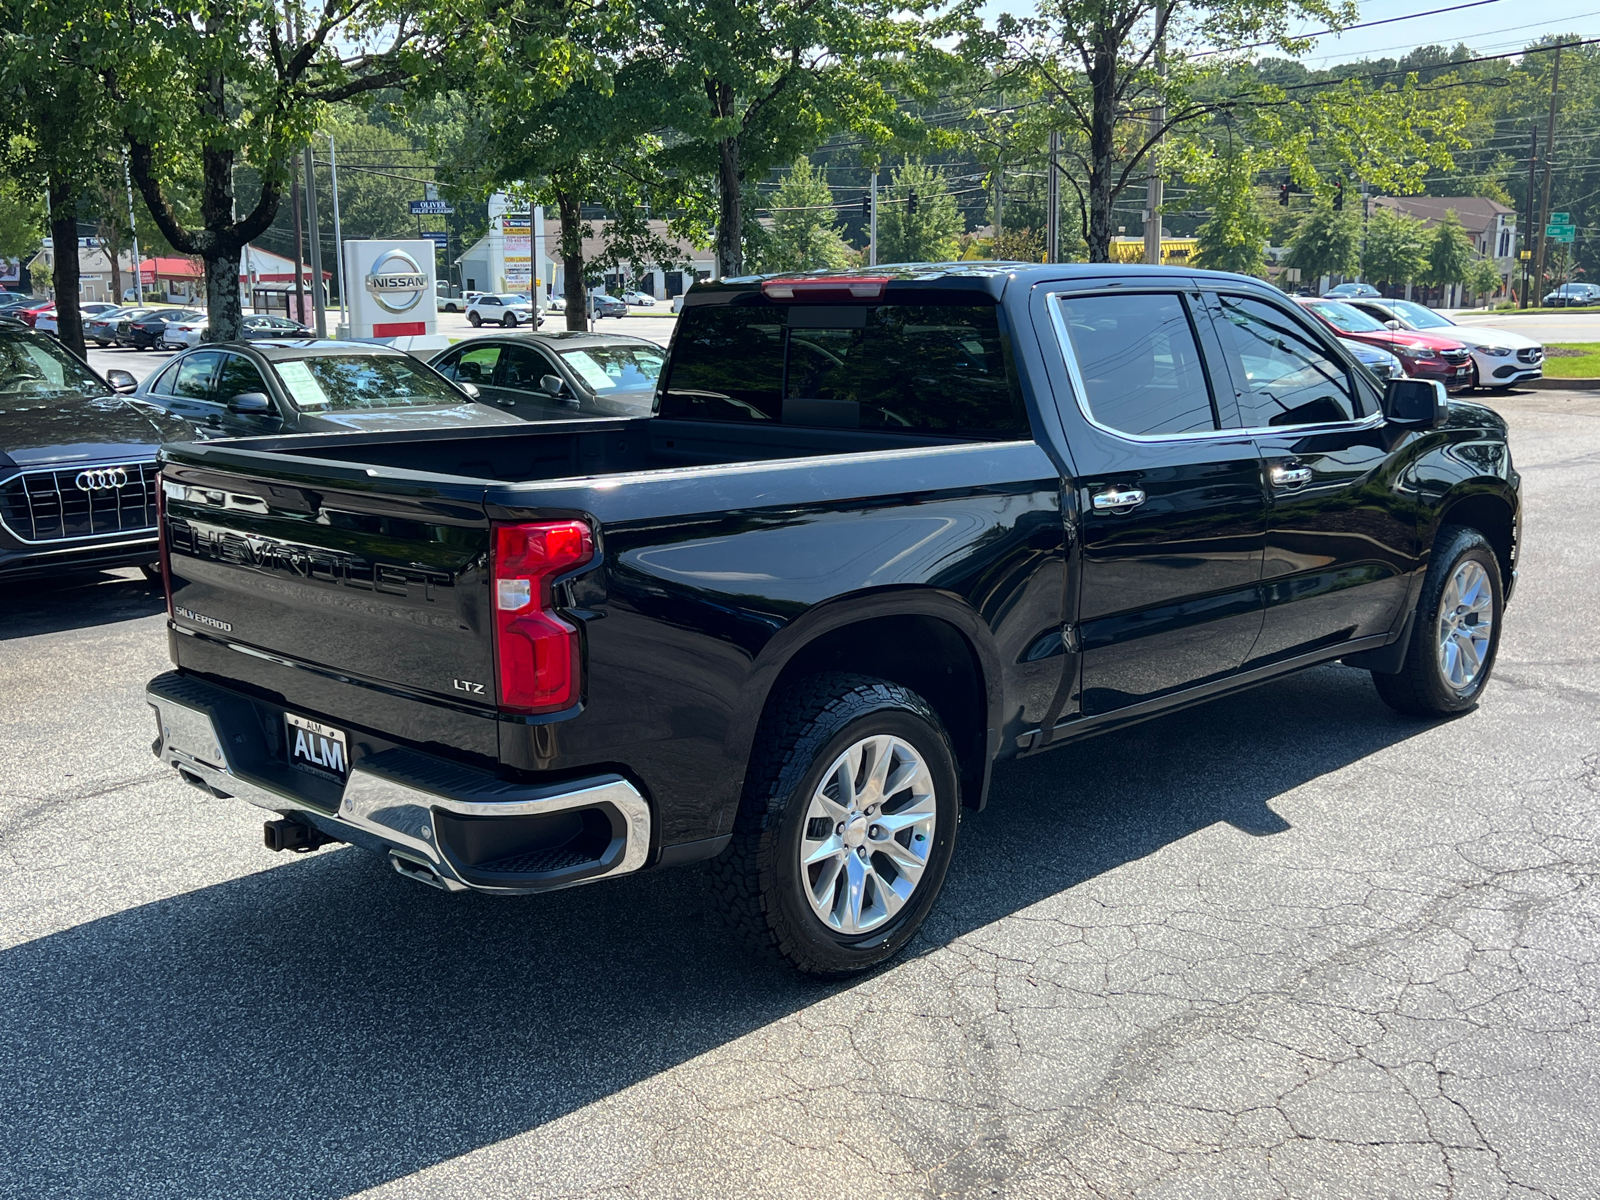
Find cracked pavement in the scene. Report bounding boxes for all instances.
[1,391,1596,1200]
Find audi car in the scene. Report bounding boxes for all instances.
[0,318,195,581]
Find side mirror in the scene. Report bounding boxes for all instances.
[1383,377,1447,429]
[540,373,574,400]
[226,391,274,415]
[105,369,137,393]
[1384,319,1403,330]
[457,380,481,400]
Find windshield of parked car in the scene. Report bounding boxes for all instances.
[494,294,526,305]
[1306,300,1386,334]
[559,344,664,392]
[272,354,467,410]
[1386,300,1453,329]
[0,332,107,397]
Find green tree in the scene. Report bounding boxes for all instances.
[1362,207,1429,290]
[0,177,44,264]
[759,157,855,272]
[1284,199,1360,280]
[0,7,119,355]
[1425,209,1475,290]
[93,0,569,340]
[997,0,1357,262]
[877,161,962,263]
[991,226,1045,262]
[1466,255,1502,302]
[1187,149,1268,275]
[643,0,952,276]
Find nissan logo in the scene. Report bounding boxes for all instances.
[75,467,128,492]
[364,248,428,314]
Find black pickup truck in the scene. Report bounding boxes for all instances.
[146,264,1520,975]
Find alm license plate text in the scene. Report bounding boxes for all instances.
[286,713,349,783]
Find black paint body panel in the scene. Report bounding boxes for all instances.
[156,265,1521,861]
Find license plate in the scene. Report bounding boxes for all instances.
[286,712,349,783]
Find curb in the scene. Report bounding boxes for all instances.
[1525,376,1600,391]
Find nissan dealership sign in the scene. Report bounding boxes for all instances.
[344,239,438,343]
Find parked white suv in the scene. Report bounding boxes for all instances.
[466,294,539,328]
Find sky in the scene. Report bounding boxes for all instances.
[977,0,1600,67]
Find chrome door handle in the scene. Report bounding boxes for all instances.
[1271,465,1313,488]
[1091,487,1146,513]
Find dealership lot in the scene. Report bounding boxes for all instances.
[84,308,679,385]
[0,387,1595,1199]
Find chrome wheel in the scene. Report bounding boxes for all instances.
[1437,559,1494,690]
[799,734,937,935]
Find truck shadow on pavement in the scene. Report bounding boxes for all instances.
[0,664,1433,1199]
[0,570,165,641]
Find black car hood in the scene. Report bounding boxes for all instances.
[0,392,191,466]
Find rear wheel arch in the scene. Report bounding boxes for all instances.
[737,595,1002,815]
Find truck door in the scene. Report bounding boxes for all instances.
[1043,286,1268,716]
[1200,290,1418,665]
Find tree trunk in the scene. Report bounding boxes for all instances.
[556,186,587,333]
[716,136,743,277]
[102,221,122,308]
[203,246,244,344]
[48,176,86,360]
[1085,48,1119,263]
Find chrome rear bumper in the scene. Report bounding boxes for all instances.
[147,672,651,895]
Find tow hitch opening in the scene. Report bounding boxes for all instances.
[264,817,341,854]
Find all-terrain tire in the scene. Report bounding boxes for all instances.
[710,673,961,977]
[1372,524,1504,716]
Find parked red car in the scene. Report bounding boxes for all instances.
[17,302,55,329]
[1296,298,1475,391]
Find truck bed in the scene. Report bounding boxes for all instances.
[227,416,965,483]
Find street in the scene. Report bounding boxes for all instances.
[1,387,1595,1199]
[84,308,681,384]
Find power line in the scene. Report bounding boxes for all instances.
[1187,0,1506,60]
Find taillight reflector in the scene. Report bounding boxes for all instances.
[761,276,889,301]
[492,520,594,713]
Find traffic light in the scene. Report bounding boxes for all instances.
[1334,179,1345,211]
[862,194,871,218]
[907,190,918,215]
[1279,181,1290,207]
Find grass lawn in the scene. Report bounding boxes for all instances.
[1543,343,1600,377]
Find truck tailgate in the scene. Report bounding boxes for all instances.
[161,447,495,722]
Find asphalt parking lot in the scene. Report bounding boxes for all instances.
[1,388,1597,1199]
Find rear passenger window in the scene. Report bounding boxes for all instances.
[1212,295,1362,428]
[1053,293,1216,436]
[170,352,222,401]
[662,302,1026,437]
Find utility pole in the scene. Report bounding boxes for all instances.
[122,152,143,304]
[1047,129,1061,264]
[1143,0,1167,266]
[1534,44,1562,306]
[303,144,326,337]
[328,136,347,334]
[869,170,878,267]
[993,166,1004,244]
[1523,128,1537,309]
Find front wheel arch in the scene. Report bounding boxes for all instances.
[1432,487,1516,597]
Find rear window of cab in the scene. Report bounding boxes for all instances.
[661,301,1028,438]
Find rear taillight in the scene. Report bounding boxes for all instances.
[156,477,174,616]
[491,520,594,713]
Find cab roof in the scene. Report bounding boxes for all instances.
[685,261,1274,306]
